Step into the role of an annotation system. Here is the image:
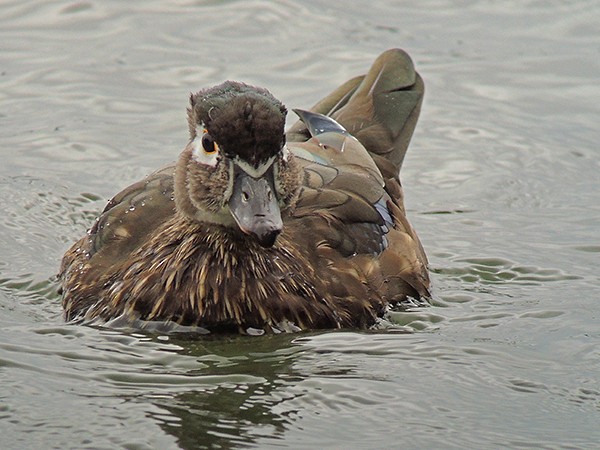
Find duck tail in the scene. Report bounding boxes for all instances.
[287,49,424,181]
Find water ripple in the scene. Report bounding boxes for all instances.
[433,256,580,285]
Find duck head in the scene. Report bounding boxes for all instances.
[174,81,300,247]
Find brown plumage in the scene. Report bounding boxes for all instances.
[59,48,430,334]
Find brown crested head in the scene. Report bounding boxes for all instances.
[188,81,287,168]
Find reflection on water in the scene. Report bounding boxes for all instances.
[2,0,600,448]
[153,336,302,448]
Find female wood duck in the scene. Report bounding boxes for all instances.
[59,48,430,334]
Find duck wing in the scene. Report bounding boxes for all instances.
[284,49,430,310]
[60,166,176,278]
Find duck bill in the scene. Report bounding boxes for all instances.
[228,169,283,248]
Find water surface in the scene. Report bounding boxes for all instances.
[1,0,599,448]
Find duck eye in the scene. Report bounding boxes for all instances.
[201,131,219,154]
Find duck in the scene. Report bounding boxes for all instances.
[59,48,430,334]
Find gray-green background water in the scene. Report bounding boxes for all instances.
[1,1,599,448]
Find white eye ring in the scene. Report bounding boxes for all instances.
[191,131,220,167]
